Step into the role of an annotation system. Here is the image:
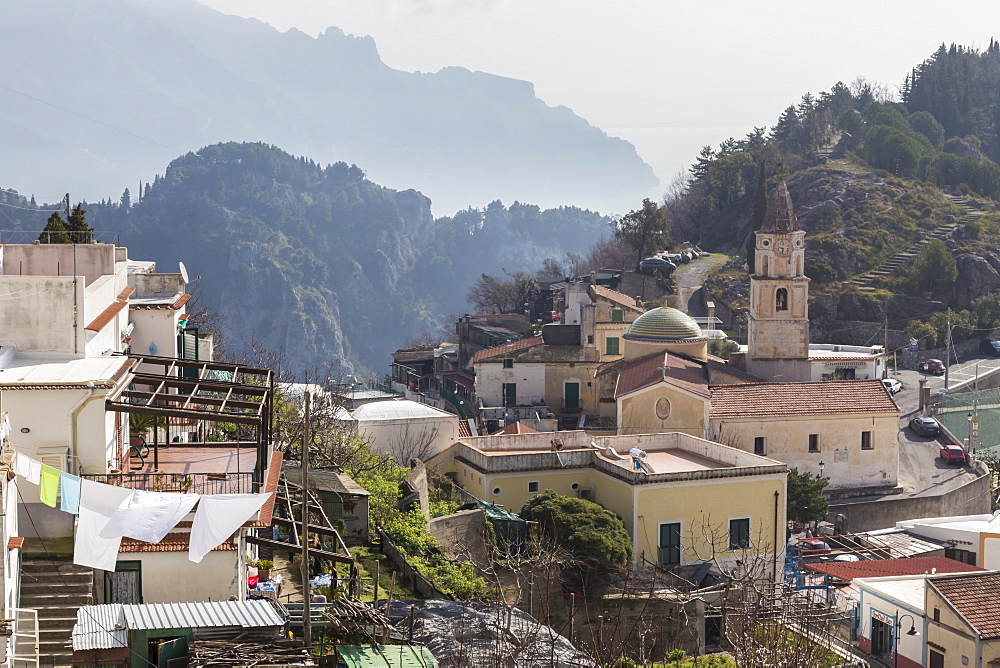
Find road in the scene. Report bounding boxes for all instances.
[673,255,727,317]
[884,353,1000,499]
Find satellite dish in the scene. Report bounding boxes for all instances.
[178,261,189,284]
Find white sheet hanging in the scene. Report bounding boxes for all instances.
[14,452,41,485]
[75,480,135,572]
[188,493,270,563]
[99,489,200,543]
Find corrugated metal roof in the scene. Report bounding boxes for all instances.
[73,605,127,651]
[125,600,284,630]
[72,600,284,650]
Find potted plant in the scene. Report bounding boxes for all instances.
[252,558,273,580]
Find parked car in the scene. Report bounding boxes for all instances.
[540,310,560,323]
[918,359,945,375]
[882,378,902,395]
[789,538,831,556]
[638,257,677,276]
[981,339,1000,357]
[908,416,941,437]
[940,444,968,465]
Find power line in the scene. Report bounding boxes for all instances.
[0,202,62,213]
[0,83,183,154]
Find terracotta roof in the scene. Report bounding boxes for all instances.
[616,352,710,399]
[119,532,236,553]
[117,286,136,301]
[130,293,191,310]
[805,556,982,582]
[257,449,283,526]
[930,571,1000,638]
[458,420,472,438]
[85,299,128,332]
[473,336,543,363]
[590,285,641,311]
[708,380,898,420]
[490,421,540,436]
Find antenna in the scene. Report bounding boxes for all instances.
[178,261,189,284]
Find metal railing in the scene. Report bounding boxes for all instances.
[82,471,255,494]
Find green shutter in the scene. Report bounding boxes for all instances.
[659,523,681,565]
[606,337,620,355]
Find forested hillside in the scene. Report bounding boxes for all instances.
[670,41,1000,347]
[0,143,610,375]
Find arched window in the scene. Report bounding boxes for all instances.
[796,256,802,277]
[776,287,788,311]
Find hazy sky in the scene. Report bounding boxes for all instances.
[200,0,1000,194]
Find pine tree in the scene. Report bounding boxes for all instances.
[39,212,71,244]
[770,106,799,143]
[690,145,715,180]
[65,203,94,243]
[120,188,131,210]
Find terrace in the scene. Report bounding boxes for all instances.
[92,355,274,494]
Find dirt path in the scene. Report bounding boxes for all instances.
[673,254,727,317]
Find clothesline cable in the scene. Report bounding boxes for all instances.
[14,483,156,667]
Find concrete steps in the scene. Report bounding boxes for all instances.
[848,193,980,290]
[19,556,93,666]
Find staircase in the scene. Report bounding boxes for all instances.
[20,555,94,665]
[848,193,981,291]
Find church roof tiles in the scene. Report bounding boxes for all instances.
[761,181,800,233]
[708,380,897,419]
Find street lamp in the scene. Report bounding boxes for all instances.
[894,613,919,668]
[818,461,825,479]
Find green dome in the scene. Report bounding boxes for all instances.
[624,307,705,343]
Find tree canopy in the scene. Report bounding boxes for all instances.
[787,469,829,524]
[520,490,633,568]
[611,198,671,268]
[912,239,958,293]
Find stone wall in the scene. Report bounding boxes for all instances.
[428,509,488,564]
[827,462,991,533]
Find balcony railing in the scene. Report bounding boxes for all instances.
[82,471,255,495]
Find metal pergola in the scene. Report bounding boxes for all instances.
[106,355,274,483]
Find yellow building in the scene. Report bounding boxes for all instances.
[924,571,1000,668]
[428,430,788,578]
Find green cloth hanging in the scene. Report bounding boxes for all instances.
[39,465,60,508]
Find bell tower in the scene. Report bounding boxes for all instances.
[747,181,811,381]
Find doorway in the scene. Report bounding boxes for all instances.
[871,616,893,657]
[106,560,142,604]
[564,382,580,410]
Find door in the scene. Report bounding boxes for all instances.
[106,561,142,604]
[154,636,189,667]
[659,522,681,566]
[502,383,517,407]
[871,617,892,656]
[564,382,580,410]
[928,649,944,668]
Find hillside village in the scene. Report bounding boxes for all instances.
[0,179,997,667]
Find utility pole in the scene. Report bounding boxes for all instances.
[64,193,70,222]
[883,298,889,378]
[944,308,952,390]
[300,391,312,646]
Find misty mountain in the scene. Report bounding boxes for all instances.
[1,142,611,375]
[0,0,657,216]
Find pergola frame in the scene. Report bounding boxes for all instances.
[106,355,274,482]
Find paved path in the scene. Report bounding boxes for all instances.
[673,255,727,317]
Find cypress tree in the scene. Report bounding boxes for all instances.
[746,161,767,273]
[65,204,94,243]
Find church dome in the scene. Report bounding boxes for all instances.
[623,307,705,343]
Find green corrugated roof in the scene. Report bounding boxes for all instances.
[336,645,437,667]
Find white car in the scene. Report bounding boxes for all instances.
[882,378,902,395]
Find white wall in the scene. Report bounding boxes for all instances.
[475,362,546,407]
[132,549,242,603]
[360,416,459,464]
[0,276,81,353]
[129,309,180,358]
[857,578,925,665]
